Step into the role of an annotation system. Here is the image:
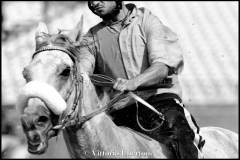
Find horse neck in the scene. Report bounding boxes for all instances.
[62,72,170,158]
[63,72,123,158]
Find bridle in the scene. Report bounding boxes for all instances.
[32,44,167,134]
[32,45,127,132]
[32,45,83,129]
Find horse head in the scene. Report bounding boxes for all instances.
[17,17,84,154]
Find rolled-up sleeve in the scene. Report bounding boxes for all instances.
[145,14,184,74]
[77,31,96,74]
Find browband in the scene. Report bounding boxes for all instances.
[32,45,77,63]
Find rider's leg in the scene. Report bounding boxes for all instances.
[165,105,199,158]
[133,96,203,159]
[147,98,203,159]
[108,96,203,158]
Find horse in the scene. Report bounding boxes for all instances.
[17,18,238,158]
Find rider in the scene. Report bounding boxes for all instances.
[77,1,205,158]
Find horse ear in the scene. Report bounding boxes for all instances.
[68,15,84,42]
[35,22,48,49]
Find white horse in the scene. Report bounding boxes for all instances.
[17,18,238,158]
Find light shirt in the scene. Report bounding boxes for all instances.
[78,4,184,108]
[93,21,128,80]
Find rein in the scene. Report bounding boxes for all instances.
[32,45,166,132]
[53,74,166,131]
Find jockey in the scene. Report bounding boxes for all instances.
[78,1,205,158]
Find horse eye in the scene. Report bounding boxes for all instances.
[37,116,49,124]
[60,67,71,77]
[21,122,28,131]
[22,67,31,82]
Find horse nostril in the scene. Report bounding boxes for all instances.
[32,134,40,143]
[28,131,40,142]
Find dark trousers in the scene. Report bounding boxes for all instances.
[109,94,199,159]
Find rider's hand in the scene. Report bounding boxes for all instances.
[113,78,138,92]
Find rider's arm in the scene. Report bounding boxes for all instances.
[77,50,95,75]
[131,62,169,89]
[134,14,184,88]
[114,13,184,91]
[77,31,96,75]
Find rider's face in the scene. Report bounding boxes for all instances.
[89,1,117,17]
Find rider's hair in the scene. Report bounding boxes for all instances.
[88,1,123,13]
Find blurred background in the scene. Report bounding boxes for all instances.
[1,1,238,158]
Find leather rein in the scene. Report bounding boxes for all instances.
[32,45,166,132]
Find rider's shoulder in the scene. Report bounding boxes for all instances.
[80,22,102,42]
[136,6,158,19]
[87,22,105,35]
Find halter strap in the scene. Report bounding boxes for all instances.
[32,45,77,63]
[32,45,82,131]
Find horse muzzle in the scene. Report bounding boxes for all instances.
[27,140,48,154]
[25,129,57,154]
